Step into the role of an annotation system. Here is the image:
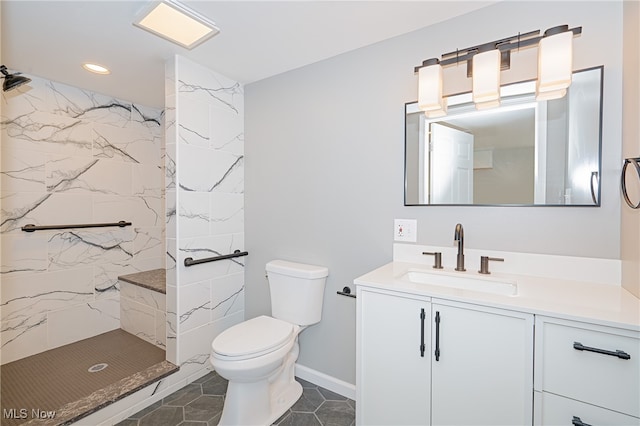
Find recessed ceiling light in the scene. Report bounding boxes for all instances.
[82,63,111,75]
[133,0,220,50]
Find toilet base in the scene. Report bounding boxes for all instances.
[217,378,302,426]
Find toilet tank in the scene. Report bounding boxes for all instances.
[266,260,329,326]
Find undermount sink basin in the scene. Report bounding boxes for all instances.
[400,268,517,296]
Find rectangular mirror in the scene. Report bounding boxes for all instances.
[405,66,603,206]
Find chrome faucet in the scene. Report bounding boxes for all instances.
[454,223,465,271]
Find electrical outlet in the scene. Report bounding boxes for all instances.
[394,219,417,242]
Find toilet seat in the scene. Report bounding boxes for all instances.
[212,315,294,361]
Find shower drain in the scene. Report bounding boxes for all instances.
[88,363,108,373]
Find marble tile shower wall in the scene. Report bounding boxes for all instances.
[0,77,165,364]
[165,56,245,376]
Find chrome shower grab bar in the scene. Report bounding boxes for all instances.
[22,220,132,232]
[184,249,248,267]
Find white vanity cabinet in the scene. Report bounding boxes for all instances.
[357,287,431,425]
[356,287,534,426]
[430,299,534,425]
[534,316,640,425]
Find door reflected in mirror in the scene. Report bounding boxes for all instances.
[405,66,603,206]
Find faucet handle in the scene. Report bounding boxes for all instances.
[422,252,443,269]
[478,256,504,274]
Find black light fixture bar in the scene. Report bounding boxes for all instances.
[414,26,582,73]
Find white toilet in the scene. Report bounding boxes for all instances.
[210,259,329,426]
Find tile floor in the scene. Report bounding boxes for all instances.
[116,372,355,426]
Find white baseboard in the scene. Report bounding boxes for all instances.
[295,363,356,401]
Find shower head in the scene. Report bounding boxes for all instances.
[1,65,32,92]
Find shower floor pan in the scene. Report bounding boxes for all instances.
[1,329,178,426]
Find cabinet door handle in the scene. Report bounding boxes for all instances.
[572,416,592,426]
[434,311,441,361]
[420,308,426,357]
[573,342,631,360]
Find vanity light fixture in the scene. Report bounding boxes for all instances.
[0,65,31,92]
[133,0,220,50]
[415,25,581,116]
[82,63,111,75]
[418,58,447,117]
[537,25,574,98]
[472,43,501,109]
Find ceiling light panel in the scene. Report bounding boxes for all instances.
[133,0,220,50]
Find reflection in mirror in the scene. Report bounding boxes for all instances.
[405,66,603,206]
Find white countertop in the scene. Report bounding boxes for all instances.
[354,255,640,331]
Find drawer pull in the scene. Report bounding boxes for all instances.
[573,342,631,360]
[572,416,592,426]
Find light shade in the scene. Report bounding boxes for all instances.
[133,0,220,50]
[418,59,445,112]
[537,26,573,94]
[472,47,501,107]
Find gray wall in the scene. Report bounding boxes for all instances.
[245,1,623,385]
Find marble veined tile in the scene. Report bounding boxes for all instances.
[165,143,176,191]
[178,98,210,148]
[132,226,164,261]
[1,313,48,364]
[47,228,135,270]
[210,273,244,321]
[133,163,163,198]
[0,147,46,192]
[179,144,243,194]
[178,233,245,286]
[120,297,156,344]
[179,280,211,332]
[45,155,132,195]
[1,233,48,275]
[93,195,163,228]
[129,104,163,130]
[210,107,244,155]
[1,267,94,323]
[178,192,210,239]
[2,110,93,156]
[1,192,93,233]
[209,192,244,236]
[176,56,244,115]
[47,297,120,349]
[93,123,161,165]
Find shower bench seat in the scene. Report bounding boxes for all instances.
[118,269,167,349]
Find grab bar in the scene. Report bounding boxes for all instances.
[22,220,132,232]
[621,157,640,209]
[184,249,248,267]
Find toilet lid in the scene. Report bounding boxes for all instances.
[212,316,294,359]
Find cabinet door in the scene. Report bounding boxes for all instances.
[357,288,430,425]
[431,300,534,426]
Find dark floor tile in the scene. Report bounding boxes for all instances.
[290,388,325,412]
[178,422,209,426]
[139,406,184,426]
[276,412,322,426]
[128,400,163,419]
[201,372,228,396]
[114,419,138,426]
[163,383,203,406]
[192,372,216,384]
[184,395,224,422]
[315,401,355,426]
[207,411,222,426]
[295,378,317,389]
[317,387,346,401]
